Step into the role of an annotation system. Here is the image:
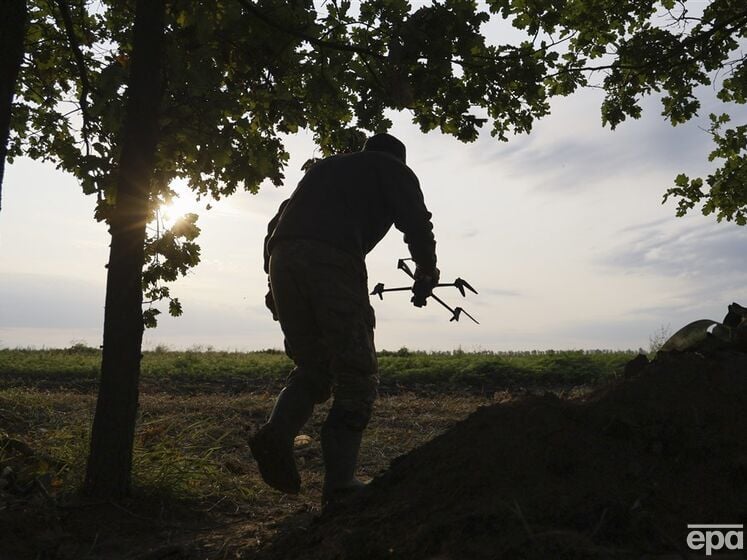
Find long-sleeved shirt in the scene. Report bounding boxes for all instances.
[263,150,437,274]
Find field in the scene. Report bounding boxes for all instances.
[0,347,635,559]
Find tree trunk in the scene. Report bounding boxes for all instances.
[0,0,27,213]
[84,0,166,499]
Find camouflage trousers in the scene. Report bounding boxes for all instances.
[269,239,379,429]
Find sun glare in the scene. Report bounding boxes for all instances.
[158,182,203,229]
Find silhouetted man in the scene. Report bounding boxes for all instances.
[250,133,439,507]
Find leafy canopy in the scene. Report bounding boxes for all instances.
[10,0,747,322]
[487,0,747,224]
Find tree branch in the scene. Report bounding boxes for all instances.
[544,9,747,81]
[457,32,577,69]
[52,0,93,156]
[236,0,385,60]
[0,0,27,214]
[682,7,747,48]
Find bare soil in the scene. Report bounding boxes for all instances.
[250,351,747,559]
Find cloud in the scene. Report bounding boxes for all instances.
[0,274,104,329]
[0,271,280,349]
[599,217,747,328]
[468,91,723,195]
[154,300,269,336]
[557,317,653,349]
[602,219,747,278]
[617,217,671,234]
[0,327,104,349]
[482,288,521,297]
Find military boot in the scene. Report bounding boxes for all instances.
[321,412,368,508]
[249,384,315,494]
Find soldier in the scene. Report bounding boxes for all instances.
[250,133,439,507]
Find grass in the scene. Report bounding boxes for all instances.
[0,387,488,559]
[0,346,636,558]
[0,346,636,393]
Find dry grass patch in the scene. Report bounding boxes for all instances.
[0,387,491,559]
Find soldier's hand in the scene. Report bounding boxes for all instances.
[411,266,440,308]
[265,284,278,321]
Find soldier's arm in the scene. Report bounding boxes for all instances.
[386,166,438,274]
[263,199,289,274]
[263,200,288,320]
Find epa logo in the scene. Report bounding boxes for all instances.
[687,524,744,556]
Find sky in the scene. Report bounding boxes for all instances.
[2,8,746,352]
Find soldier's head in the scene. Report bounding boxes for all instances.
[363,133,406,164]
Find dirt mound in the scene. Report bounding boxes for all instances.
[257,351,747,559]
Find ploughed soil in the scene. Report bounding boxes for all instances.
[251,351,747,560]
